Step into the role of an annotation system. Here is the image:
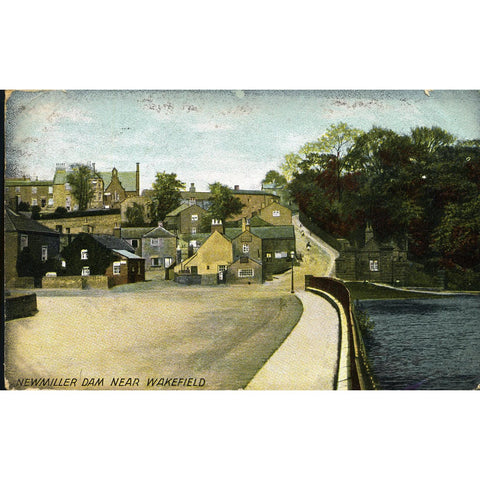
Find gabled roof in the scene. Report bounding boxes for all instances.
[97,171,137,192]
[180,191,212,200]
[120,227,154,238]
[143,225,176,238]
[91,234,135,252]
[225,225,295,241]
[4,208,59,236]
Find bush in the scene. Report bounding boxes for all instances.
[353,302,375,336]
[31,205,41,219]
[54,206,69,217]
[18,201,30,212]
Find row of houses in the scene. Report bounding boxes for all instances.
[5,162,140,212]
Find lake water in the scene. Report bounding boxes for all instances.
[359,296,480,390]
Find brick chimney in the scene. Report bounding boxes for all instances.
[189,183,196,193]
[241,217,251,232]
[136,163,140,195]
[211,219,224,234]
[234,185,239,191]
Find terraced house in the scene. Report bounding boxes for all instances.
[5,177,55,211]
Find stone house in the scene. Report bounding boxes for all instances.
[175,227,233,280]
[142,225,177,270]
[4,208,61,286]
[229,186,280,221]
[164,203,208,235]
[254,201,292,226]
[61,233,145,285]
[116,226,154,257]
[226,257,263,284]
[179,183,212,209]
[5,177,55,211]
[225,223,296,280]
[335,226,409,284]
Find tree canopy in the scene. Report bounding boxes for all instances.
[285,123,480,271]
[66,165,95,211]
[125,202,146,227]
[262,170,287,187]
[204,182,245,226]
[149,172,185,223]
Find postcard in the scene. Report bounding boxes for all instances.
[3,90,480,390]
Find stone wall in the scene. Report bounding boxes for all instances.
[42,275,109,289]
[38,213,121,235]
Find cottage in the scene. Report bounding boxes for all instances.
[4,207,61,286]
[142,225,177,270]
[116,226,154,256]
[225,224,296,280]
[226,257,263,284]
[164,203,208,235]
[254,201,292,226]
[175,222,233,284]
[335,225,408,284]
[61,233,145,285]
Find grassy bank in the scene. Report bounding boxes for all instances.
[345,282,442,300]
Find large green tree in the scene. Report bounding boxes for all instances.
[66,165,94,211]
[262,169,287,187]
[281,122,363,200]
[149,172,185,223]
[206,182,245,224]
[125,202,146,226]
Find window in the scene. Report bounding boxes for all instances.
[151,257,160,267]
[369,260,379,272]
[41,246,48,262]
[66,196,71,207]
[81,266,90,276]
[272,210,280,217]
[238,269,254,278]
[131,239,138,248]
[113,262,121,275]
[61,260,66,268]
[164,257,173,268]
[206,265,210,270]
[15,186,20,193]
[218,265,227,272]
[41,198,46,207]
[150,238,159,246]
[56,225,63,233]
[189,198,196,205]
[265,252,272,262]
[65,183,71,191]
[191,214,198,221]
[20,235,28,249]
[32,186,37,194]
[48,198,54,206]
[81,249,88,260]
[114,192,120,201]
[242,243,250,254]
[48,186,53,194]
[191,227,197,234]
[275,251,287,259]
[32,198,38,206]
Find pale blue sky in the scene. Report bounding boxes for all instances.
[6,90,480,191]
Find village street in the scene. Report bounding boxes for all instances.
[5,219,334,390]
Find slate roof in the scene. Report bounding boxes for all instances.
[4,208,59,236]
[180,191,211,200]
[98,171,137,192]
[120,227,154,238]
[91,234,135,252]
[5,179,53,186]
[143,225,176,238]
[112,249,143,259]
[232,189,279,198]
[165,204,191,217]
[224,225,295,241]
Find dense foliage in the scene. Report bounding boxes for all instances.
[149,172,185,223]
[282,123,480,272]
[125,202,146,227]
[66,165,95,211]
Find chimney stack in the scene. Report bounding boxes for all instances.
[136,163,140,195]
[189,183,196,193]
[92,163,96,173]
[241,217,251,232]
[234,185,239,191]
[211,219,224,234]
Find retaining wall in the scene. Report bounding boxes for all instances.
[42,275,109,289]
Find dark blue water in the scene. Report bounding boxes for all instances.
[359,296,480,390]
